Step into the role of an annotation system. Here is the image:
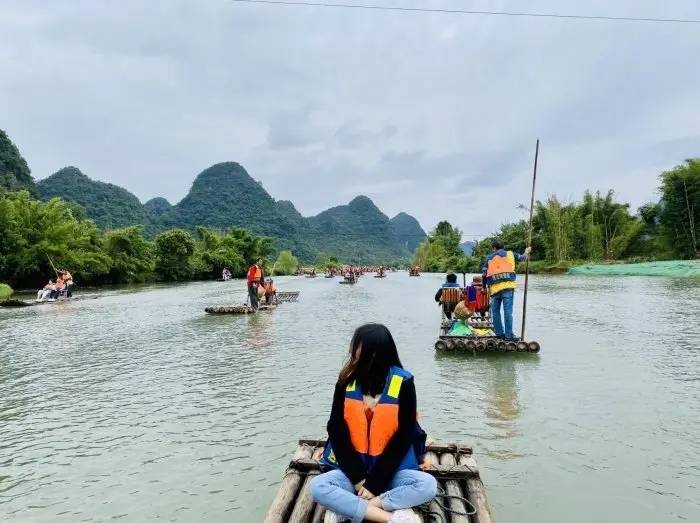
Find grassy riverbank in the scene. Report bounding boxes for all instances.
[568,260,700,278]
[0,283,13,299]
[427,259,700,277]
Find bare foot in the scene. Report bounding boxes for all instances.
[364,504,393,522]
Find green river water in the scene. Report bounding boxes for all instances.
[1,274,699,522]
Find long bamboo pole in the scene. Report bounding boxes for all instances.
[520,139,539,340]
[46,254,59,277]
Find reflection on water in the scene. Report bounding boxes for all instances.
[1,274,699,522]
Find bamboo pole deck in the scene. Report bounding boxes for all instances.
[435,317,540,353]
[265,439,494,523]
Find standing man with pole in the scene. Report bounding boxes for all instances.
[482,139,538,340]
[482,241,531,340]
[246,258,265,310]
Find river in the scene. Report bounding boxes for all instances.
[1,274,699,522]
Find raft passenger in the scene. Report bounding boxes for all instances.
[36,279,56,302]
[434,273,462,320]
[60,270,73,297]
[466,275,489,319]
[482,241,531,340]
[264,278,277,304]
[311,324,436,523]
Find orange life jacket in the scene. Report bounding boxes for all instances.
[485,250,517,295]
[439,287,463,305]
[466,284,489,312]
[321,367,420,471]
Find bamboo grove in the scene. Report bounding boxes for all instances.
[414,159,700,273]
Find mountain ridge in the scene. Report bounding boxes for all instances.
[35,162,426,263]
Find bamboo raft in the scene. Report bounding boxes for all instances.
[277,291,300,302]
[204,304,276,314]
[266,438,494,523]
[0,295,96,307]
[435,335,540,353]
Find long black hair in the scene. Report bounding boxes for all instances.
[338,323,403,396]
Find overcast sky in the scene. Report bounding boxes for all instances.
[2,0,699,238]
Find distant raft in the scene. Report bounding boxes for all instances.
[265,438,494,523]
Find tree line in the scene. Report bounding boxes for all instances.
[0,189,304,290]
[414,159,699,273]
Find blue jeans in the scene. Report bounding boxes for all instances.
[310,469,437,523]
[491,288,515,338]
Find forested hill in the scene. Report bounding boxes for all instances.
[306,196,411,262]
[37,167,149,229]
[33,161,425,263]
[0,129,35,192]
[390,212,427,251]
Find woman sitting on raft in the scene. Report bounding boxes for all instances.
[311,324,437,523]
[36,279,56,301]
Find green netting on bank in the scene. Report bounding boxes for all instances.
[568,260,700,278]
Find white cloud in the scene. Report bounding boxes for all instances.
[0,0,698,237]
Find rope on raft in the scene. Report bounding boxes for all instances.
[418,484,477,521]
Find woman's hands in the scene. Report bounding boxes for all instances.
[354,480,376,500]
[358,486,375,499]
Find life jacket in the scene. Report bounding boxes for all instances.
[485,250,516,294]
[264,282,275,295]
[248,265,263,284]
[321,366,423,472]
[466,284,489,312]
[439,285,463,306]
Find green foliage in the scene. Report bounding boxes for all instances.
[467,191,645,266]
[0,190,278,287]
[414,220,468,272]
[191,226,272,279]
[154,229,195,281]
[658,159,700,259]
[0,283,13,299]
[273,250,299,275]
[0,190,111,287]
[531,191,644,262]
[416,189,660,272]
[313,255,342,272]
[103,226,156,283]
[37,166,149,230]
[0,129,35,192]
[143,197,172,217]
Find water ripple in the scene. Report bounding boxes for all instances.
[1,275,699,522]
